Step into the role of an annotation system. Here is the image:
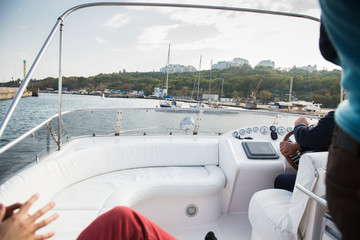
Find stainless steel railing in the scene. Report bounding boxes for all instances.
[0,2,320,149]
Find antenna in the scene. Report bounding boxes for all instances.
[23,60,26,81]
[197,55,202,99]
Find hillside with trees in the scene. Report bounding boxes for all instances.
[1,65,341,107]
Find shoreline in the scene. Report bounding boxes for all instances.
[38,92,335,116]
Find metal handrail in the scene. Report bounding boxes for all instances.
[0,2,321,145]
[296,183,328,208]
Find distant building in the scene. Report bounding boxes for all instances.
[256,60,275,68]
[130,90,145,96]
[212,58,249,69]
[109,90,126,95]
[299,64,317,73]
[220,98,233,102]
[202,94,219,101]
[160,64,196,73]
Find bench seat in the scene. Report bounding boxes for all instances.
[0,136,224,239]
[48,165,225,239]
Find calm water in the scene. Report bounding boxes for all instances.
[0,93,162,145]
[0,94,166,183]
[0,93,305,183]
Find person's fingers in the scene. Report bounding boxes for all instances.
[29,201,56,222]
[33,212,59,231]
[35,231,55,240]
[0,203,5,223]
[5,202,22,219]
[7,202,22,211]
[19,194,40,214]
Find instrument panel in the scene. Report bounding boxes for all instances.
[232,125,292,141]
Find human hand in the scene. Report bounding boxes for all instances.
[2,202,22,221]
[280,141,301,157]
[0,194,58,240]
[294,117,309,126]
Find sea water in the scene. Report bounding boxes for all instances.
[0,94,166,182]
[0,93,161,146]
[0,93,303,183]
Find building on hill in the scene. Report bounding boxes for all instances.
[299,64,317,73]
[160,64,196,73]
[212,58,249,69]
[256,60,275,68]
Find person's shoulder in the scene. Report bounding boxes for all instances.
[324,111,335,119]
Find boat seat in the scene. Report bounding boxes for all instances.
[248,152,328,240]
[48,165,225,239]
[0,136,225,239]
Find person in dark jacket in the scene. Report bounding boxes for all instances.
[280,111,335,157]
[275,111,335,191]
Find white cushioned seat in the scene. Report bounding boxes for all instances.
[0,136,219,208]
[248,152,328,240]
[249,189,293,239]
[0,136,223,239]
[46,165,225,239]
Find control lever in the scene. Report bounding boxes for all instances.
[270,125,278,140]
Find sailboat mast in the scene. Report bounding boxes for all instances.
[209,59,212,95]
[165,43,171,97]
[288,77,293,111]
[197,55,202,99]
[221,78,224,98]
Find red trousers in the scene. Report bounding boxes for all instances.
[77,206,176,240]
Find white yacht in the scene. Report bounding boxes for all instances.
[0,2,339,240]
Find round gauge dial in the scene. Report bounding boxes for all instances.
[277,126,286,135]
[286,127,293,132]
[253,127,259,133]
[239,129,246,135]
[232,131,239,138]
[246,127,252,134]
[269,125,276,132]
[260,126,269,135]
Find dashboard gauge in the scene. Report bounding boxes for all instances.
[232,131,239,138]
[260,126,269,135]
[246,127,252,134]
[286,127,293,132]
[253,126,259,133]
[269,125,276,132]
[239,129,246,135]
[277,126,286,135]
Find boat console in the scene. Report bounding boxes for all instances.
[218,125,296,213]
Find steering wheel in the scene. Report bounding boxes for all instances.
[283,130,302,170]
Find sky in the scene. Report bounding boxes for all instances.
[0,0,339,82]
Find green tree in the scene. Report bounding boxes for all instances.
[259,90,272,103]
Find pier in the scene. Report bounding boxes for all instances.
[0,87,38,100]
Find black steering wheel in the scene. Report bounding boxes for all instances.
[283,130,302,170]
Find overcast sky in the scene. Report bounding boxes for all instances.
[0,0,338,82]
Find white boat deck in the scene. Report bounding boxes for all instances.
[0,126,328,240]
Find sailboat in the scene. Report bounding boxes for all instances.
[190,55,210,108]
[160,44,178,108]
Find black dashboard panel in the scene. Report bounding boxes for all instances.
[242,142,279,159]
